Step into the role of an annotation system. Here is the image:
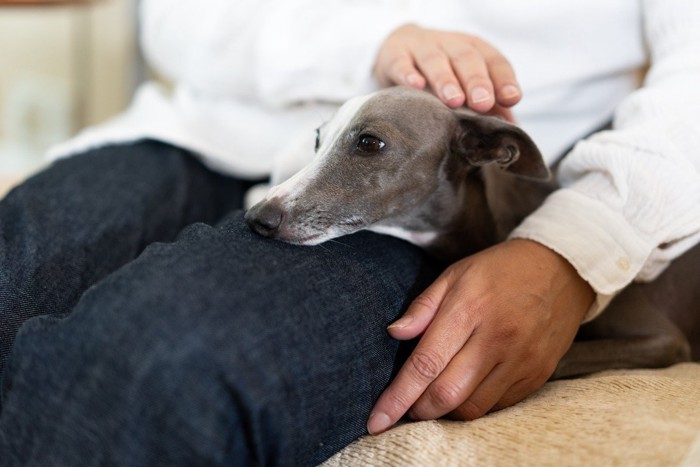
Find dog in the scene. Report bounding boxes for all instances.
[245,86,699,378]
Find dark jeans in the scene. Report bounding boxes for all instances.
[0,141,440,466]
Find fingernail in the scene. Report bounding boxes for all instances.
[442,83,463,101]
[471,86,491,104]
[367,412,392,435]
[405,73,423,87]
[501,84,520,99]
[387,315,413,330]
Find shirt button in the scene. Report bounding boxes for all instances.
[616,256,631,271]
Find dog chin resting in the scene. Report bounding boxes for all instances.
[245,86,552,262]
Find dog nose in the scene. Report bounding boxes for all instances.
[245,202,285,237]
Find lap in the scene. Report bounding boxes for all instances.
[1,212,441,466]
[0,140,255,376]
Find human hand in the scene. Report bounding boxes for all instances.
[374,24,521,121]
[367,239,594,434]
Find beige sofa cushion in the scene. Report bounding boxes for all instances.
[324,363,700,466]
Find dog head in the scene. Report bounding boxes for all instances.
[245,87,550,258]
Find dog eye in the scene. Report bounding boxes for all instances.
[356,135,385,154]
[314,128,321,152]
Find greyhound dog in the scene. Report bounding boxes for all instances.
[245,86,699,378]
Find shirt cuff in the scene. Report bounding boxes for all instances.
[509,188,655,322]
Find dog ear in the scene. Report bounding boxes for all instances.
[451,109,550,180]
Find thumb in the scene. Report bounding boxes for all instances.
[387,274,450,340]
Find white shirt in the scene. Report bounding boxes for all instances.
[48,0,700,320]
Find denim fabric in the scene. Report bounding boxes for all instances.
[0,141,440,466]
[0,141,252,377]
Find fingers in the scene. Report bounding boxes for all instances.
[406,331,498,420]
[375,26,521,112]
[439,40,495,112]
[367,343,458,435]
[370,268,464,434]
[468,38,521,108]
[410,41,468,108]
[406,319,549,421]
[387,271,452,340]
[376,50,427,90]
[368,281,479,434]
[418,36,520,111]
[491,373,549,411]
[446,364,515,421]
[449,367,548,420]
[411,353,547,422]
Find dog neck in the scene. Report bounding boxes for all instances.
[372,163,557,263]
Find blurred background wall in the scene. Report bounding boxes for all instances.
[0,0,140,197]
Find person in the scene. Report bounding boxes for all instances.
[0,0,698,465]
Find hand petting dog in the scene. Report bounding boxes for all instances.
[373,24,521,122]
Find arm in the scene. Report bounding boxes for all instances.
[369,0,700,434]
[510,0,700,319]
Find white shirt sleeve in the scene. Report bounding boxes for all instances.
[139,0,412,106]
[510,0,700,321]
